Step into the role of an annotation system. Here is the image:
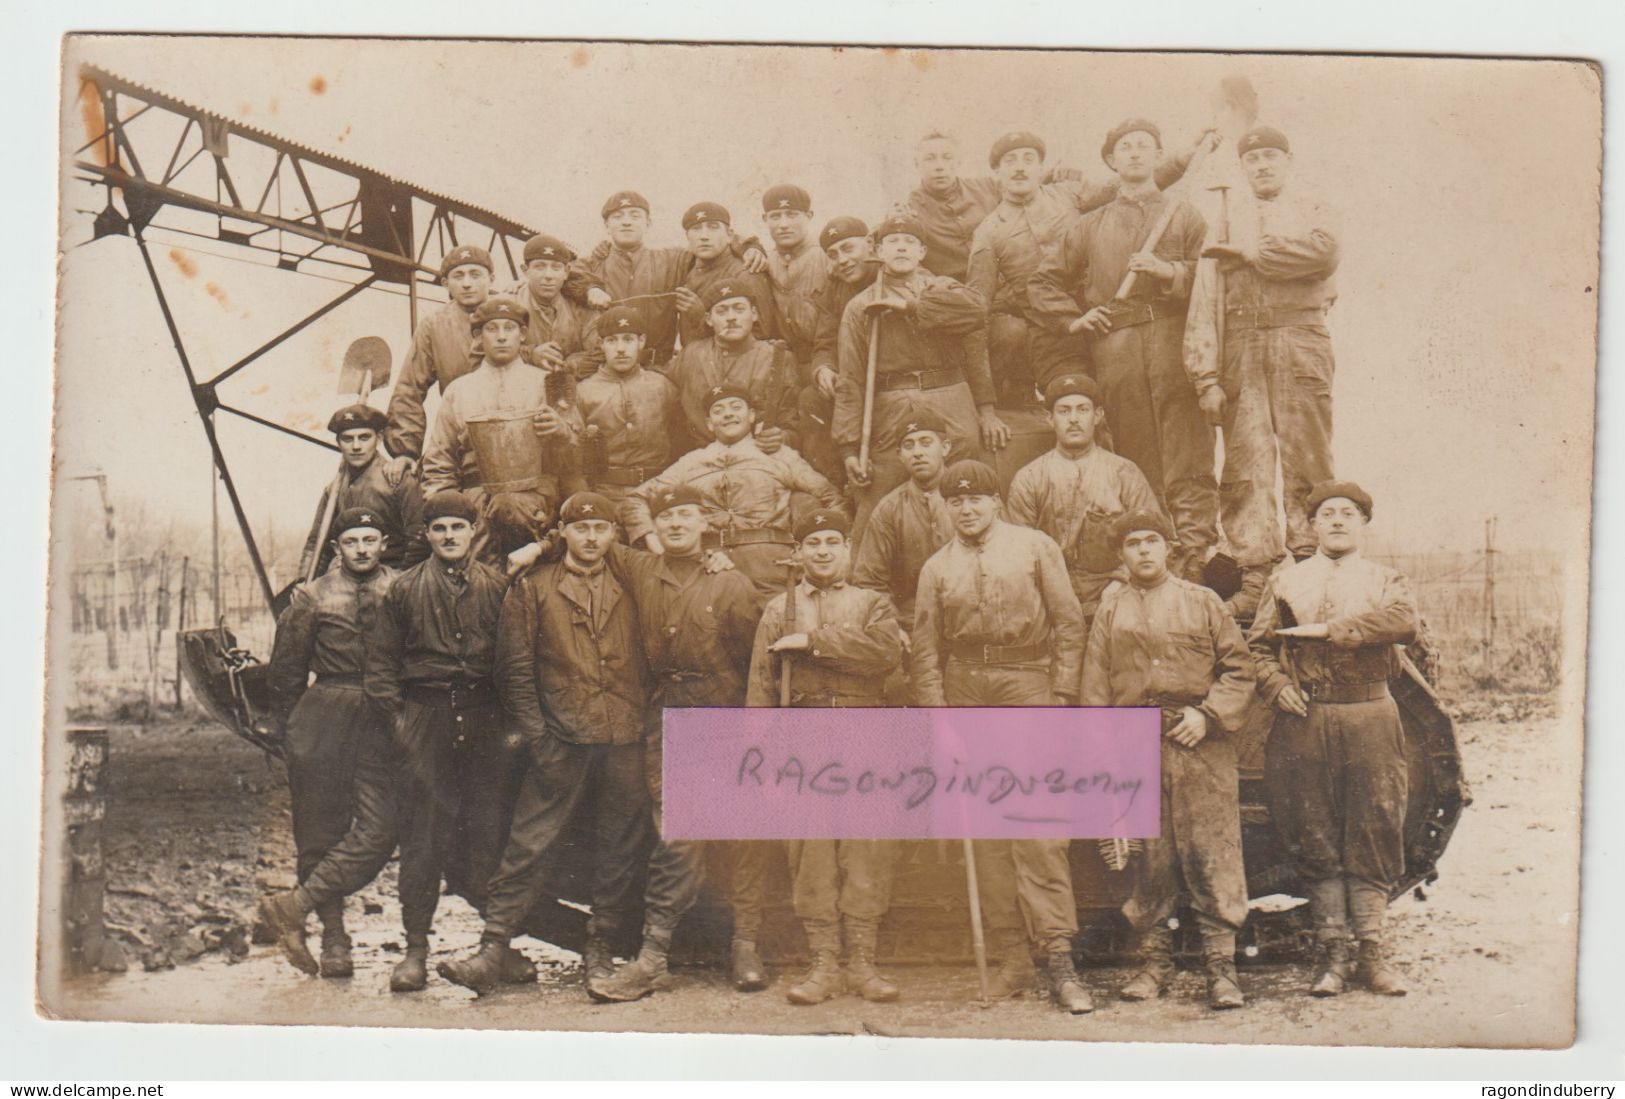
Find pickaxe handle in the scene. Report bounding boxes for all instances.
[856,311,882,474]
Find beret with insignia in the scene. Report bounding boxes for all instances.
[897,408,950,443]
[651,483,707,517]
[523,233,576,265]
[1100,118,1163,166]
[472,296,531,330]
[704,282,755,310]
[1044,373,1102,409]
[1109,508,1174,548]
[940,459,1000,499]
[598,305,646,337]
[682,202,732,231]
[704,381,754,412]
[794,508,851,543]
[440,244,494,279]
[1306,479,1373,520]
[601,190,651,219]
[1237,125,1290,158]
[873,212,928,245]
[762,184,813,214]
[423,490,478,524]
[332,507,386,538]
[819,216,869,250]
[989,130,1046,168]
[327,402,387,435]
[559,492,616,526]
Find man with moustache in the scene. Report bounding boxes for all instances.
[1079,510,1254,1011]
[575,305,685,512]
[507,233,602,377]
[675,202,779,349]
[1186,126,1344,612]
[437,492,653,995]
[746,509,904,1006]
[261,508,398,979]
[760,184,827,368]
[911,458,1091,1014]
[1005,374,1165,621]
[835,212,1006,542]
[258,491,517,994]
[420,297,584,565]
[1028,119,1217,583]
[300,404,426,577]
[1248,482,1418,999]
[668,283,799,452]
[624,383,841,599]
[384,245,497,460]
[580,191,768,368]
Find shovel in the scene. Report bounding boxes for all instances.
[298,336,394,583]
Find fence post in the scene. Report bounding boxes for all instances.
[175,557,189,708]
[1483,516,1498,655]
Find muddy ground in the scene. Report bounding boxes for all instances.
[42,698,1577,1048]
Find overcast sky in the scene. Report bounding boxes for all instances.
[55,37,1599,558]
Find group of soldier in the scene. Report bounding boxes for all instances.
[254,112,1423,1019]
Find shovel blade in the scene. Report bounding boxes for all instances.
[337,336,392,395]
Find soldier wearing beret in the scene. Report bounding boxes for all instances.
[590,482,770,1001]
[1028,119,1219,582]
[1005,374,1166,619]
[834,213,1006,543]
[299,403,426,577]
[1247,481,1418,998]
[796,216,882,485]
[260,491,518,994]
[760,184,827,364]
[260,507,399,979]
[624,383,841,599]
[745,509,905,1006]
[910,460,1093,1014]
[674,202,780,350]
[667,281,799,451]
[1079,510,1255,1010]
[384,245,495,460]
[420,296,586,566]
[506,233,604,377]
[1185,125,1344,613]
[438,492,656,995]
[574,305,686,511]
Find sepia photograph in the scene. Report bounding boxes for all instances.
[36,32,1599,1055]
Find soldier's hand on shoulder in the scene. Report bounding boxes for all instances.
[590,239,613,262]
[741,244,768,274]
[644,532,666,555]
[754,425,785,454]
[506,540,545,576]
[1167,706,1209,747]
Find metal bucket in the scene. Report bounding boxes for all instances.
[467,410,544,494]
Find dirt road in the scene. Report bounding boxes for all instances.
[43,705,1577,1047]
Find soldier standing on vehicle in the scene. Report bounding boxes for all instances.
[384,245,495,460]
[508,233,602,377]
[300,404,426,577]
[1248,481,1418,998]
[575,306,685,511]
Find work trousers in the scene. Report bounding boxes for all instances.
[797,385,845,486]
[284,682,371,885]
[1092,319,1218,570]
[787,840,899,928]
[945,660,1079,956]
[298,718,400,912]
[1028,328,1094,395]
[642,727,707,938]
[1264,694,1408,889]
[1122,733,1249,934]
[483,737,651,944]
[987,314,1040,408]
[1219,325,1335,563]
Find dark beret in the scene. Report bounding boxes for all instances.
[1306,480,1373,520]
[762,184,812,214]
[559,492,616,526]
[1044,373,1102,409]
[471,296,530,330]
[897,409,951,441]
[598,305,646,337]
[1237,125,1291,158]
[331,507,386,538]
[682,202,731,230]
[601,191,650,219]
[703,281,756,310]
[1101,118,1163,166]
[439,244,493,279]
[651,484,707,517]
[523,234,576,265]
[872,212,928,244]
[819,216,869,250]
[703,381,754,412]
[423,490,478,524]
[1110,509,1174,548]
[327,402,387,435]
[941,460,1001,499]
[989,130,1046,168]
[794,507,851,543]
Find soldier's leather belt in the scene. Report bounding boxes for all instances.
[702,527,794,549]
[792,691,886,708]
[1225,306,1328,330]
[876,367,965,392]
[947,640,1051,665]
[595,466,652,487]
[312,673,364,689]
[1303,680,1389,704]
[1103,299,1184,330]
[405,680,496,708]
[655,669,708,683]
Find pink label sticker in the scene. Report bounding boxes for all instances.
[661,707,1161,840]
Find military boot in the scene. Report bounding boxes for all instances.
[1120,924,1176,1001]
[1043,951,1095,1015]
[436,940,514,995]
[730,938,768,992]
[316,899,353,979]
[391,937,430,993]
[581,936,615,988]
[786,951,845,1006]
[984,930,1039,1000]
[1201,928,1245,1010]
[1306,877,1354,997]
[1356,939,1409,996]
[589,929,675,1003]
[843,919,900,1003]
[1309,937,1354,997]
[257,887,318,976]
